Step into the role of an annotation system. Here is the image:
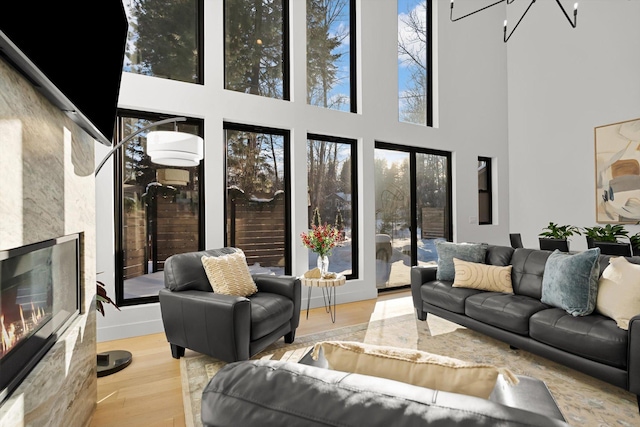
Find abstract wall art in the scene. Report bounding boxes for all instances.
[595,118,640,223]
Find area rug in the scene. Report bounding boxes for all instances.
[181,305,639,427]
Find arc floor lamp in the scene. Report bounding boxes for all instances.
[94,116,203,376]
[94,116,204,176]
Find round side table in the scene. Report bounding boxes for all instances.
[301,274,346,323]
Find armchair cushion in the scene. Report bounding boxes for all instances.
[201,250,258,297]
[249,293,294,340]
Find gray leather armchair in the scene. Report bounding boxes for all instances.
[159,247,301,362]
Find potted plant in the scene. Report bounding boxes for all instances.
[538,222,581,252]
[629,232,640,256]
[583,224,631,256]
[582,225,604,248]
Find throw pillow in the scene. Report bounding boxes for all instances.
[201,250,258,297]
[452,258,513,293]
[541,248,600,316]
[311,341,518,399]
[596,257,640,330]
[435,241,487,281]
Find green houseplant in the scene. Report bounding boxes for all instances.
[538,222,580,252]
[582,224,632,256]
[629,232,640,256]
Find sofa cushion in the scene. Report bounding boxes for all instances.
[249,292,294,340]
[485,245,515,266]
[541,248,600,317]
[596,256,640,330]
[311,341,516,399]
[435,241,487,281]
[421,280,483,314]
[202,250,258,297]
[529,308,628,369]
[452,258,514,293]
[510,249,550,299]
[465,293,550,335]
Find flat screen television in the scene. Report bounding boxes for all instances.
[0,1,128,145]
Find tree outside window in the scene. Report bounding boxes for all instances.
[307,0,354,112]
[123,0,202,84]
[398,0,431,126]
[225,0,288,99]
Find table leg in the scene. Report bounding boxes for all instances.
[306,285,312,319]
[321,286,337,323]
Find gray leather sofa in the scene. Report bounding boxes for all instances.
[411,245,640,409]
[159,247,301,362]
[201,357,569,426]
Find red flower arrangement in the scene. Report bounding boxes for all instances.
[300,224,343,257]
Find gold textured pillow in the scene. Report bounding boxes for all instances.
[311,341,517,399]
[201,251,258,297]
[452,258,513,293]
[596,257,640,330]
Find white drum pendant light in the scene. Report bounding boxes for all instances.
[147,130,203,167]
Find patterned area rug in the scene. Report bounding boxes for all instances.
[181,304,639,427]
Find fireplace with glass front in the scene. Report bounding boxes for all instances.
[0,233,81,403]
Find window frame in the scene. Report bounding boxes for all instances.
[123,0,204,85]
[478,156,493,225]
[307,133,359,280]
[223,122,292,275]
[223,0,290,100]
[113,109,205,307]
[306,0,357,113]
[375,141,452,267]
[397,0,433,126]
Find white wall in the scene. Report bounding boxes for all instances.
[508,0,640,251]
[96,0,510,341]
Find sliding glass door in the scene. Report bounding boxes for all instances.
[374,143,451,290]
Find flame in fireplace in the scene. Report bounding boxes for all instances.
[1,304,47,358]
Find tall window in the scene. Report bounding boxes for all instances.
[307,0,356,112]
[123,0,203,84]
[398,0,432,126]
[307,134,358,279]
[115,111,204,305]
[225,0,289,100]
[225,123,291,274]
[374,143,451,290]
[478,157,493,225]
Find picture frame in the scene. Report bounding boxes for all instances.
[594,117,640,223]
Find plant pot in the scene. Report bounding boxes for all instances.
[593,241,632,256]
[633,246,640,257]
[585,237,595,249]
[538,238,569,252]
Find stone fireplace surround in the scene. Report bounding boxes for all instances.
[0,55,98,426]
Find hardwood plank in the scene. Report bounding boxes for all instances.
[89,289,410,426]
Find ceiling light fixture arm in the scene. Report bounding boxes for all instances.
[556,0,578,28]
[450,0,508,22]
[503,0,537,43]
[94,117,188,176]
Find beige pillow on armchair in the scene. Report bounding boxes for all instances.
[201,250,258,297]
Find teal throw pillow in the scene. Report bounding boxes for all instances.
[541,248,601,316]
[435,241,487,281]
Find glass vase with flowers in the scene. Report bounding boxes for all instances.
[300,223,343,277]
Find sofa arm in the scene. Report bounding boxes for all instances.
[253,274,301,331]
[159,288,252,362]
[627,314,640,394]
[410,266,437,320]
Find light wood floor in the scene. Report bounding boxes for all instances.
[89,289,411,427]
